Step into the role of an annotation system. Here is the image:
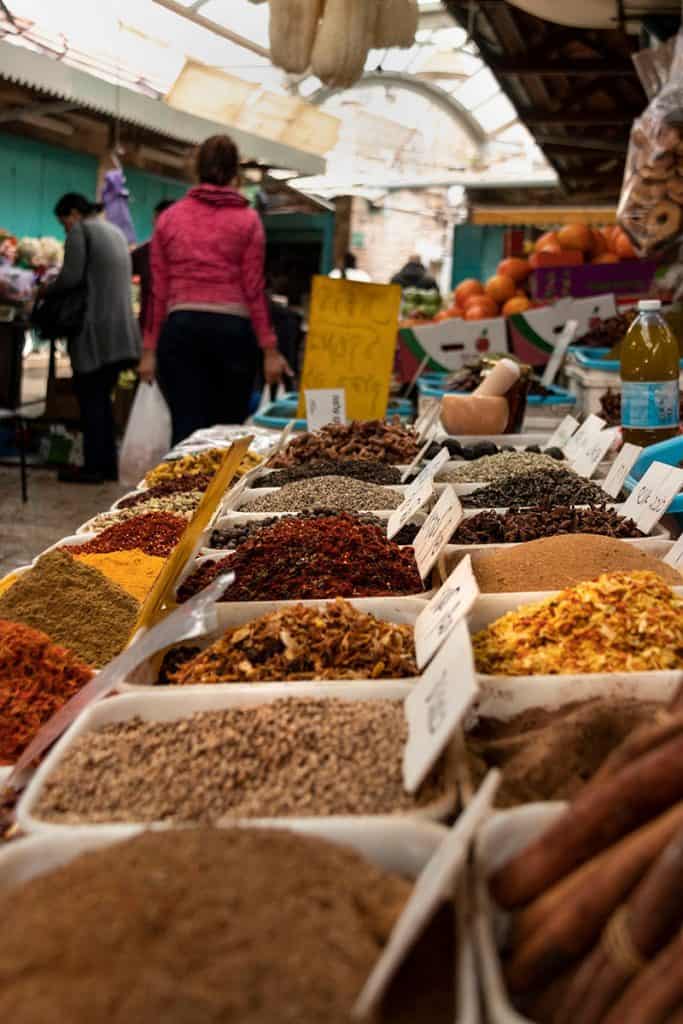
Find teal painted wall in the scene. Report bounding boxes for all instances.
[0,131,97,237]
[451,224,506,288]
[264,212,335,273]
[123,166,187,243]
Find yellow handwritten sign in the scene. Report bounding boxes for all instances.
[297,276,402,421]
[133,436,253,633]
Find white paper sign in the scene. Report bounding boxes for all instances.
[415,400,442,442]
[387,478,433,541]
[663,533,683,570]
[601,442,643,499]
[541,318,578,387]
[272,419,295,456]
[352,768,499,1020]
[564,414,606,462]
[543,414,579,452]
[407,447,450,495]
[619,461,683,534]
[304,388,346,431]
[414,555,480,669]
[571,427,618,479]
[403,618,478,793]
[413,487,464,579]
[401,439,432,483]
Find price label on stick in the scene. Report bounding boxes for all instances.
[565,414,606,463]
[387,478,433,540]
[571,427,618,479]
[401,439,432,483]
[601,442,643,499]
[618,461,683,534]
[663,532,683,570]
[271,419,295,457]
[304,388,346,432]
[352,769,499,1020]
[406,447,450,494]
[415,401,441,442]
[541,318,578,388]
[543,414,579,452]
[414,555,480,669]
[413,487,464,580]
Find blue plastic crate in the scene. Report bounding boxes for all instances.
[252,398,413,431]
[625,434,683,517]
[416,377,576,407]
[572,347,683,373]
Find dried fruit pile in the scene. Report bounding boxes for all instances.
[271,419,421,467]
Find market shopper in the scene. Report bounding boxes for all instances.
[46,193,141,484]
[131,199,175,336]
[139,134,290,444]
[391,255,440,297]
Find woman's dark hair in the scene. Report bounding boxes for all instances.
[196,134,240,187]
[54,193,103,218]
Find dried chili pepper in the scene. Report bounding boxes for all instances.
[69,512,186,558]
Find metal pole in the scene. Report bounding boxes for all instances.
[151,0,271,59]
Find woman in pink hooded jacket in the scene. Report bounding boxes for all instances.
[139,134,289,444]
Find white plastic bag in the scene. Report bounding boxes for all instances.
[119,381,172,486]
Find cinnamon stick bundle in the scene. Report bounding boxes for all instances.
[592,712,683,785]
[601,928,683,1024]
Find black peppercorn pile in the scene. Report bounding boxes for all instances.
[254,459,402,487]
[463,469,609,509]
[451,506,644,545]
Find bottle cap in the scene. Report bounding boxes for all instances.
[638,299,662,311]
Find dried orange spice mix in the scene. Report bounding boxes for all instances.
[473,571,683,676]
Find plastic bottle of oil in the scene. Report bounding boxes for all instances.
[620,299,680,447]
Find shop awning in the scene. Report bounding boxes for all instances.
[471,205,617,226]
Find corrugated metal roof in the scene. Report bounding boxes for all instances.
[0,38,325,175]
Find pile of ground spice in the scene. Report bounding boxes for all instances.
[118,475,214,507]
[437,451,561,483]
[271,419,421,467]
[0,827,453,1024]
[178,514,424,602]
[169,599,417,684]
[0,549,139,668]
[464,468,609,508]
[84,503,195,534]
[0,572,18,598]
[145,448,261,487]
[466,698,664,806]
[473,571,683,676]
[451,506,644,545]
[72,549,166,603]
[210,510,421,551]
[254,459,403,487]
[466,534,683,593]
[244,476,404,514]
[33,698,445,824]
[0,619,93,764]
[68,511,186,558]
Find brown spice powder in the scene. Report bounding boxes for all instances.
[0,827,454,1024]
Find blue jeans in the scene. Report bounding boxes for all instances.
[157,311,260,446]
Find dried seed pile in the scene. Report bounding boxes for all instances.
[68,512,186,558]
[473,571,683,676]
[467,534,683,592]
[33,698,445,824]
[451,506,644,545]
[437,451,562,483]
[118,475,213,507]
[253,459,403,487]
[168,599,417,684]
[244,476,404,514]
[179,514,423,602]
[145,448,261,487]
[0,549,139,668]
[271,419,421,467]
[0,827,452,1024]
[210,510,421,550]
[464,468,610,508]
[85,498,198,533]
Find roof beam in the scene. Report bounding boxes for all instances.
[524,110,636,125]
[0,99,78,123]
[491,58,636,76]
[151,0,270,59]
[537,135,629,154]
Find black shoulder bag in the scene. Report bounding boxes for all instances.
[31,224,90,341]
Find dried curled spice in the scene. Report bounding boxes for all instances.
[118,475,214,508]
[178,513,424,603]
[451,506,644,545]
[473,571,683,676]
[170,598,418,684]
[0,619,93,764]
[69,512,186,558]
[145,448,261,487]
[270,419,421,467]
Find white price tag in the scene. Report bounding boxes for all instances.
[304,388,346,431]
[571,427,618,479]
[541,318,578,387]
[406,447,450,495]
[414,555,480,669]
[222,473,250,510]
[601,442,643,500]
[403,619,479,793]
[401,439,432,483]
[387,478,433,541]
[565,414,606,462]
[414,401,441,442]
[353,769,499,1020]
[271,419,295,456]
[413,487,464,579]
[543,414,579,452]
[619,461,683,534]
[663,533,683,569]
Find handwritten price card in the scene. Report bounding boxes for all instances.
[619,461,683,534]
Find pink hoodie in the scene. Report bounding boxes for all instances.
[145,184,276,351]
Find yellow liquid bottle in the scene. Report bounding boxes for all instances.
[620,299,680,447]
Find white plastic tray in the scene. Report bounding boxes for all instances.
[119,596,426,692]
[17,686,457,835]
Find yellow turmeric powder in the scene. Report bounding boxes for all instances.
[74,549,166,603]
[0,572,17,598]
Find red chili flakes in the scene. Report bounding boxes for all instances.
[69,512,186,558]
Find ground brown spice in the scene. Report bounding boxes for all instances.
[465,534,683,593]
[467,699,664,806]
[0,827,454,1023]
[0,549,139,668]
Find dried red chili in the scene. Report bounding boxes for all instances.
[0,619,94,765]
[69,512,186,558]
[177,513,424,603]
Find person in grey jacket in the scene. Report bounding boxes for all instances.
[46,193,141,483]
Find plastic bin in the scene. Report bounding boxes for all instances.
[625,433,683,519]
[253,396,413,431]
[566,347,683,417]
